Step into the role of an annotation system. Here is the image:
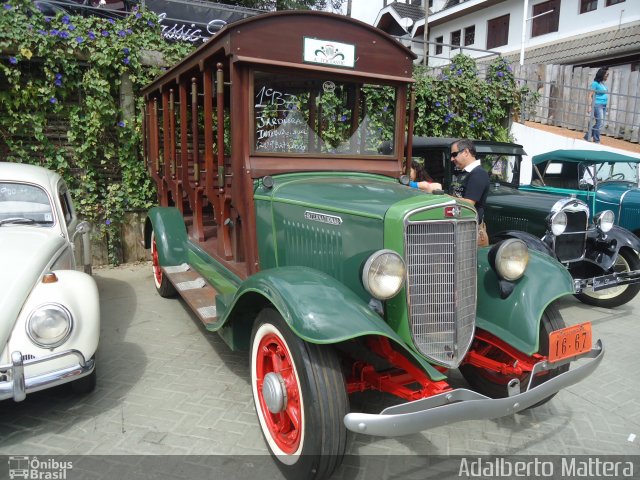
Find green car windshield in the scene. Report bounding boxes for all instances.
[592,162,640,185]
[253,70,396,156]
[478,154,520,186]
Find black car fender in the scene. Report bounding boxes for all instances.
[491,230,557,259]
[583,225,640,271]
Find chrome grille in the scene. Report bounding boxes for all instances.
[404,220,477,368]
[554,210,588,262]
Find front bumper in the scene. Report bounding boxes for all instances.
[574,269,640,292]
[344,340,604,437]
[0,350,94,402]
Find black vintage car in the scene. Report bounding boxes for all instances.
[410,137,640,308]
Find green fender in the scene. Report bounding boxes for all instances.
[476,248,574,355]
[223,266,446,381]
[145,207,189,267]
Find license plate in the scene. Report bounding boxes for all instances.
[548,322,592,363]
[592,274,618,291]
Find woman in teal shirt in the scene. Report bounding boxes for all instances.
[584,67,609,143]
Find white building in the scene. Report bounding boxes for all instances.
[374,0,640,69]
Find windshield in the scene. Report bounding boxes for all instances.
[253,70,396,156]
[0,182,54,226]
[478,154,519,186]
[594,162,640,185]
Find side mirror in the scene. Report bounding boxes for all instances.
[72,221,91,241]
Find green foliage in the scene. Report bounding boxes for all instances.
[413,54,538,142]
[0,1,194,264]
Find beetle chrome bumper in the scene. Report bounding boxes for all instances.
[344,340,604,437]
[574,270,640,293]
[0,350,94,402]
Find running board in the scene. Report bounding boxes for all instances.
[162,264,218,327]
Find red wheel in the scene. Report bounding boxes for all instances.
[151,230,176,298]
[250,308,348,480]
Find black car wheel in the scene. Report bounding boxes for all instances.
[460,303,569,408]
[576,248,640,308]
[151,230,177,298]
[250,308,348,480]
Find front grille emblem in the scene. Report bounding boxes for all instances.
[444,205,461,218]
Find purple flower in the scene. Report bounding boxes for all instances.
[76,36,83,44]
[38,29,47,35]
[147,20,155,26]
[435,101,441,107]
[123,47,130,55]
[382,106,388,112]
[62,15,70,24]
[45,17,51,23]
[135,13,142,19]
[126,29,132,34]
[54,73,63,86]
[118,121,125,127]
[507,65,512,72]
[118,30,126,37]
[123,57,130,65]
[340,115,347,122]
[50,29,59,36]
[50,97,57,104]
[9,57,17,65]
[102,30,109,37]
[3,4,12,10]
[497,71,504,77]
[457,69,463,75]
[105,219,111,225]
[108,18,115,24]
[132,5,138,12]
[88,31,96,40]
[58,31,69,39]
[68,25,76,31]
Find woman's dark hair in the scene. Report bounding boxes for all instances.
[411,160,431,182]
[594,67,609,83]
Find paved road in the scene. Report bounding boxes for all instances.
[1,263,639,477]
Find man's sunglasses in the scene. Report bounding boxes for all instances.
[450,150,462,158]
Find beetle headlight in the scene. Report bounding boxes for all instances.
[494,239,529,282]
[27,304,73,348]
[548,211,567,236]
[595,210,615,233]
[362,250,406,300]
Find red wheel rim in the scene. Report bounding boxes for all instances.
[255,332,302,454]
[151,235,163,285]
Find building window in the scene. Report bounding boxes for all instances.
[451,30,461,47]
[606,0,625,6]
[487,14,510,49]
[464,25,475,46]
[532,0,560,38]
[435,36,443,55]
[579,0,597,12]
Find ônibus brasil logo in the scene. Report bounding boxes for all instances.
[8,456,73,480]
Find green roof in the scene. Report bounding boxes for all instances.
[532,149,640,165]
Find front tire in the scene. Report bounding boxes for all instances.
[460,303,569,408]
[250,308,348,480]
[71,363,97,395]
[576,248,640,308]
[151,230,177,298]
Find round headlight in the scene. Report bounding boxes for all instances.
[495,239,529,282]
[549,211,567,236]
[362,250,406,300]
[595,210,615,233]
[27,304,73,348]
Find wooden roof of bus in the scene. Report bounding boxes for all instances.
[142,10,417,97]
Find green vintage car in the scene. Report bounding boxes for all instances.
[411,137,640,308]
[141,12,603,480]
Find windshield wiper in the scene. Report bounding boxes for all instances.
[0,217,38,226]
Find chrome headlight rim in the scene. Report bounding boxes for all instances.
[362,249,407,300]
[595,210,615,233]
[26,303,74,348]
[494,238,530,282]
[548,210,568,236]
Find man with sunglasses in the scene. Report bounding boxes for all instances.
[450,139,490,246]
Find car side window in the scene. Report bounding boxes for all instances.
[59,189,73,225]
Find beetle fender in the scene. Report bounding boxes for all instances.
[476,248,574,356]
[583,226,640,271]
[221,266,445,381]
[145,207,188,267]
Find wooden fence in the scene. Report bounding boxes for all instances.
[512,64,640,143]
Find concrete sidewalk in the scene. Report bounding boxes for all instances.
[1,263,639,475]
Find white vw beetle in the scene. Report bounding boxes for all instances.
[0,162,99,401]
